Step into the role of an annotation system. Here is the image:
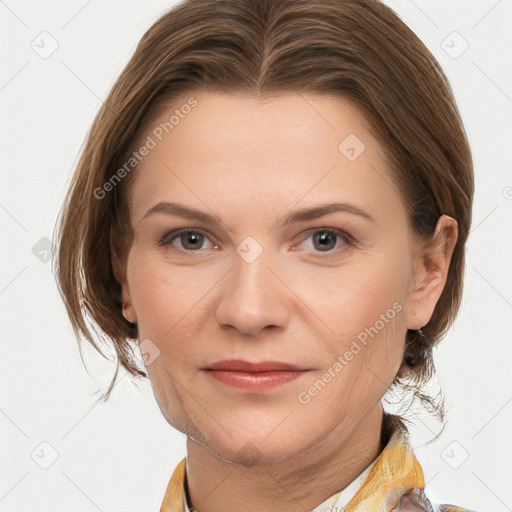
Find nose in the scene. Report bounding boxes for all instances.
[214,249,291,337]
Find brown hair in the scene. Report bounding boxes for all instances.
[52,0,474,429]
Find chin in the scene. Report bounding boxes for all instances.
[189,417,314,468]
[203,437,301,467]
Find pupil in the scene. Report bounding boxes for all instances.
[314,231,335,251]
[182,231,203,250]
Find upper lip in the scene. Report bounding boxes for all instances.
[205,359,309,372]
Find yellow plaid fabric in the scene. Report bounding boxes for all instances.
[160,416,477,512]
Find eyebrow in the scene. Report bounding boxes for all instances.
[141,201,377,227]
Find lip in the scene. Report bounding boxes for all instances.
[206,359,308,372]
[202,359,311,392]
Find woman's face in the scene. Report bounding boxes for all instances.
[117,91,447,465]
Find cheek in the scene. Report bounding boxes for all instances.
[127,249,217,341]
[297,264,407,410]
[295,250,410,401]
[299,252,409,344]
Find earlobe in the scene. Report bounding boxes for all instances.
[122,302,137,325]
[406,215,458,330]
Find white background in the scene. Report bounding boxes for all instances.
[1,1,511,511]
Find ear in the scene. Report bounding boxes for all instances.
[112,251,137,324]
[406,215,458,330]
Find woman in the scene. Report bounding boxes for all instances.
[52,0,476,511]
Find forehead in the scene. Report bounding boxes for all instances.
[129,91,404,228]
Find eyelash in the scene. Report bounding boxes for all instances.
[157,227,355,258]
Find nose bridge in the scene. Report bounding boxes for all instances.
[214,238,290,336]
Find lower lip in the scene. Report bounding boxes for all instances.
[202,370,307,391]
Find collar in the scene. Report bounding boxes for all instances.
[159,415,465,512]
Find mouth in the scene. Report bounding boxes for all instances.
[201,359,312,392]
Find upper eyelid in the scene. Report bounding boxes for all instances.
[299,227,353,240]
[159,227,216,246]
[293,228,354,251]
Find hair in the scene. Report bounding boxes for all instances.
[52,0,473,435]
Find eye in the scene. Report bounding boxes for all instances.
[293,228,353,256]
[158,227,354,256]
[158,229,217,251]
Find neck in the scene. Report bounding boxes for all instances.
[185,403,384,512]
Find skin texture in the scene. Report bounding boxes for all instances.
[114,91,457,512]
